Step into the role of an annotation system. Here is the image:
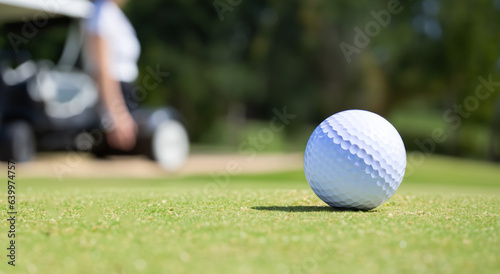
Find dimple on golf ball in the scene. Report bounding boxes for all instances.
[304,109,406,210]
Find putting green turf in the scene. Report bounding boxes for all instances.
[1,155,500,274]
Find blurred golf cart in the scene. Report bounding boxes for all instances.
[0,0,189,170]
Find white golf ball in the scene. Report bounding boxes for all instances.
[304,110,406,210]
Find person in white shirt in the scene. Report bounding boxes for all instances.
[85,0,140,151]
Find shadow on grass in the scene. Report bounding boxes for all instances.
[252,206,374,212]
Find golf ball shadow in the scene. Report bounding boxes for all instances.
[251,206,371,212]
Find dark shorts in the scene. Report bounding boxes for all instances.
[120,81,138,110]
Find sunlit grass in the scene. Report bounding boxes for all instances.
[1,155,499,274]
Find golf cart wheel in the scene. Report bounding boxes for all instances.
[151,120,189,171]
[0,121,36,162]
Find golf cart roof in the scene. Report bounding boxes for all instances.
[0,0,93,23]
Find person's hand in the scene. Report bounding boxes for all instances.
[106,112,138,151]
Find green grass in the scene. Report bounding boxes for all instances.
[2,155,500,274]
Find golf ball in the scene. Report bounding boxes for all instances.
[304,110,406,210]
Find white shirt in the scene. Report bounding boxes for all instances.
[85,0,140,82]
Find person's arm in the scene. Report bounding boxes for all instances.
[87,33,137,151]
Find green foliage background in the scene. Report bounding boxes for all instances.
[124,0,500,151]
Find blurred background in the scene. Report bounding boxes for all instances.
[1,0,500,161]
